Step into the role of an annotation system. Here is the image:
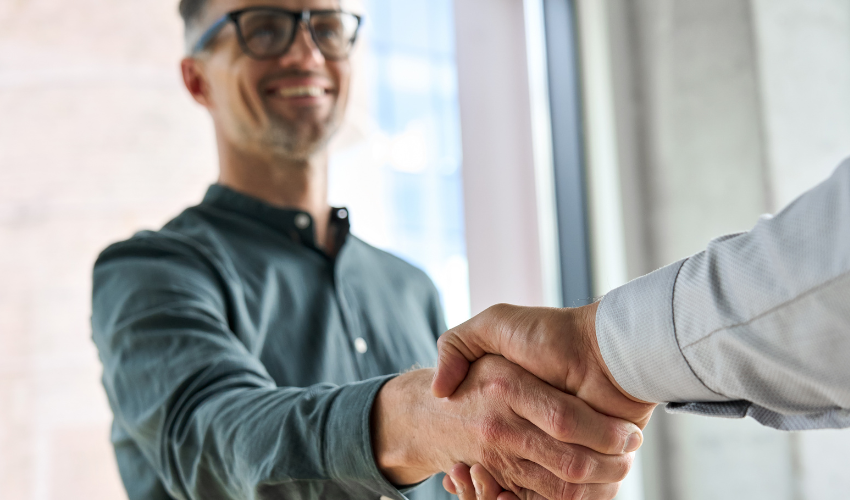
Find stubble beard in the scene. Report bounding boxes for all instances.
[255,104,342,162]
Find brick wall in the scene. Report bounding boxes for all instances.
[0,1,218,498]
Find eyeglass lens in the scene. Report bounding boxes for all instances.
[237,10,360,60]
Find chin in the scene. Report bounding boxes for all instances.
[263,128,335,161]
[248,110,342,160]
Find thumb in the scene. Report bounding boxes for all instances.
[431,330,477,398]
[431,306,509,398]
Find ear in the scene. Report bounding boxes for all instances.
[181,57,212,108]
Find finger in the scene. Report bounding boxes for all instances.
[432,318,495,398]
[433,304,525,398]
[432,305,582,400]
[448,463,476,500]
[497,492,521,500]
[510,460,621,500]
[442,474,456,495]
[432,331,474,398]
[514,420,635,484]
[471,463,505,500]
[507,373,643,455]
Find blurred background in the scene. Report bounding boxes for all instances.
[1,0,849,499]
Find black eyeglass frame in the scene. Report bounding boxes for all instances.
[191,7,363,61]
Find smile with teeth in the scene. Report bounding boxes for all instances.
[278,86,328,98]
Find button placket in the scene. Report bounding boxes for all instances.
[333,270,368,379]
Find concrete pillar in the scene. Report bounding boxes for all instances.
[751,0,850,210]
[605,0,797,498]
[624,0,772,267]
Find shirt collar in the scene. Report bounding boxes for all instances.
[201,184,351,255]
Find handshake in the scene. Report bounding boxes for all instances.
[371,302,657,500]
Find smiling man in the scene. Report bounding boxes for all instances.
[91,1,643,499]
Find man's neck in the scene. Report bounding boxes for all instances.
[218,144,333,250]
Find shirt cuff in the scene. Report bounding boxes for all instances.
[666,402,850,431]
[596,259,727,403]
[324,375,411,500]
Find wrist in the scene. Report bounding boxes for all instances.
[579,302,606,380]
[584,301,652,405]
[371,369,440,486]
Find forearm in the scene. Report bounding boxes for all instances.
[98,319,402,498]
[113,368,403,499]
[597,159,850,429]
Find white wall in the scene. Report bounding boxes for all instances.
[599,0,850,498]
[0,2,215,498]
[750,2,850,498]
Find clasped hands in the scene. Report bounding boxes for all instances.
[371,303,657,500]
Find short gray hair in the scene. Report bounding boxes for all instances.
[179,0,208,27]
[179,0,209,53]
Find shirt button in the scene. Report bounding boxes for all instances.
[354,337,368,354]
[294,213,311,229]
[337,208,349,219]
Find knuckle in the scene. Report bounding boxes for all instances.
[560,450,594,483]
[553,481,588,500]
[484,374,513,397]
[436,333,449,349]
[613,453,635,482]
[549,401,579,441]
[605,422,631,454]
[516,429,541,458]
[517,490,534,500]
[486,303,518,324]
[436,330,461,351]
[477,415,511,444]
[554,481,572,500]
[489,303,512,315]
[566,483,589,500]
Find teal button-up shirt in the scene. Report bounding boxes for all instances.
[92,185,451,500]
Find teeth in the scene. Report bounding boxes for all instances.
[278,86,325,98]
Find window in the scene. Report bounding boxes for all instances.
[329,0,470,327]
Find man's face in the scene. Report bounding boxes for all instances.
[193,0,353,160]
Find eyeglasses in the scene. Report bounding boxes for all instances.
[192,7,362,61]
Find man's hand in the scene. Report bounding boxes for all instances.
[429,304,656,499]
[372,356,643,499]
[443,463,521,500]
[431,303,656,428]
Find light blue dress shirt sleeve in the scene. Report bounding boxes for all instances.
[596,159,850,431]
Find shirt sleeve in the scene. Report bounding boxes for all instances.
[596,159,850,431]
[92,237,408,500]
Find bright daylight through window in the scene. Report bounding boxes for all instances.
[329,0,470,327]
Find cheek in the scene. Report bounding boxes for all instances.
[212,82,245,125]
[206,73,240,116]
[230,75,267,125]
[332,64,353,108]
[233,79,255,109]
[216,60,263,109]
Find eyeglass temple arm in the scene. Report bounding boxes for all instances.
[191,14,231,55]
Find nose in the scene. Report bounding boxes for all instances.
[279,21,325,68]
